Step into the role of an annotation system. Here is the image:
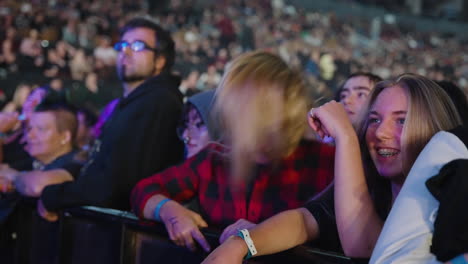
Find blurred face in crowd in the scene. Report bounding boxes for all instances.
[181,107,210,158]
[116,28,163,87]
[26,112,71,164]
[14,84,32,106]
[365,85,407,182]
[339,76,374,124]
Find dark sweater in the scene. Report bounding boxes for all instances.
[41,74,185,211]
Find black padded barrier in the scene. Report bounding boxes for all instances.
[5,204,364,264]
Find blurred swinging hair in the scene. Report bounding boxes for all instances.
[213,51,309,180]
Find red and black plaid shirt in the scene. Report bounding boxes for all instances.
[131,140,334,227]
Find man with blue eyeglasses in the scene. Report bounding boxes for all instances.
[37,17,184,219]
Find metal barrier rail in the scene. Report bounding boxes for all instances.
[9,203,364,264]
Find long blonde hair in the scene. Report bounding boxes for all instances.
[213,51,308,181]
[357,73,462,217]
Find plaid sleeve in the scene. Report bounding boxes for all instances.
[318,142,335,187]
[302,140,335,192]
[130,151,209,218]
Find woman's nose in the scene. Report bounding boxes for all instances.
[375,120,393,140]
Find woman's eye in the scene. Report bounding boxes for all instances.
[397,118,406,125]
[358,92,368,98]
[369,117,380,124]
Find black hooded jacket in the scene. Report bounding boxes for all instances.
[41,74,184,211]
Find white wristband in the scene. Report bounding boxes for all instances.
[238,229,257,257]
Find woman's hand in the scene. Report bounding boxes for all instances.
[159,200,211,252]
[202,236,247,264]
[219,218,256,244]
[308,101,356,142]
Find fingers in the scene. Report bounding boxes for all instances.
[219,225,234,244]
[308,101,346,139]
[37,199,58,222]
[44,212,59,222]
[219,219,256,244]
[192,228,211,252]
[190,211,208,228]
[164,216,184,247]
[164,213,210,252]
[307,108,319,131]
[37,203,59,222]
[308,110,328,138]
[183,230,197,252]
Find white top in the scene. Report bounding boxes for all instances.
[370,131,468,264]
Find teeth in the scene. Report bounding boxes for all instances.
[377,148,399,157]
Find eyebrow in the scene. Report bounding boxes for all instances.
[369,110,407,116]
[341,85,371,93]
[352,86,371,92]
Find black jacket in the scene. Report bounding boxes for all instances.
[426,125,468,262]
[41,74,184,211]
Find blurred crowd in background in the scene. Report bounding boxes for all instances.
[0,0,467,115]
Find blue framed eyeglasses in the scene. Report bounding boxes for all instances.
[114,40,158,52]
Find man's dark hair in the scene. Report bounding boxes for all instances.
[334,72,383,101]
[120,17,175,73]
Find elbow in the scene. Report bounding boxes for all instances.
[130,187,144,218]
[342,244,373,258]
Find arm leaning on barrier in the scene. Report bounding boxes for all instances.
[15,169,74,197]
[143,193,211,252]
[202,208,319,264]
[131,153,211,252]
[219,218,256,244]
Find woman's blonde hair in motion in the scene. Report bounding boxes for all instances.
[213,51,309,181]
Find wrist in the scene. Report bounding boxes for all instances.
[236,229,258,259]
[334,129,358,145]
[153,198,172,222]
[158,199,178,222]
[7,171,21,182]
[225,235,250,260]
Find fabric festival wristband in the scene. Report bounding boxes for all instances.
[236,229,257,260]
[153,198,171,222]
